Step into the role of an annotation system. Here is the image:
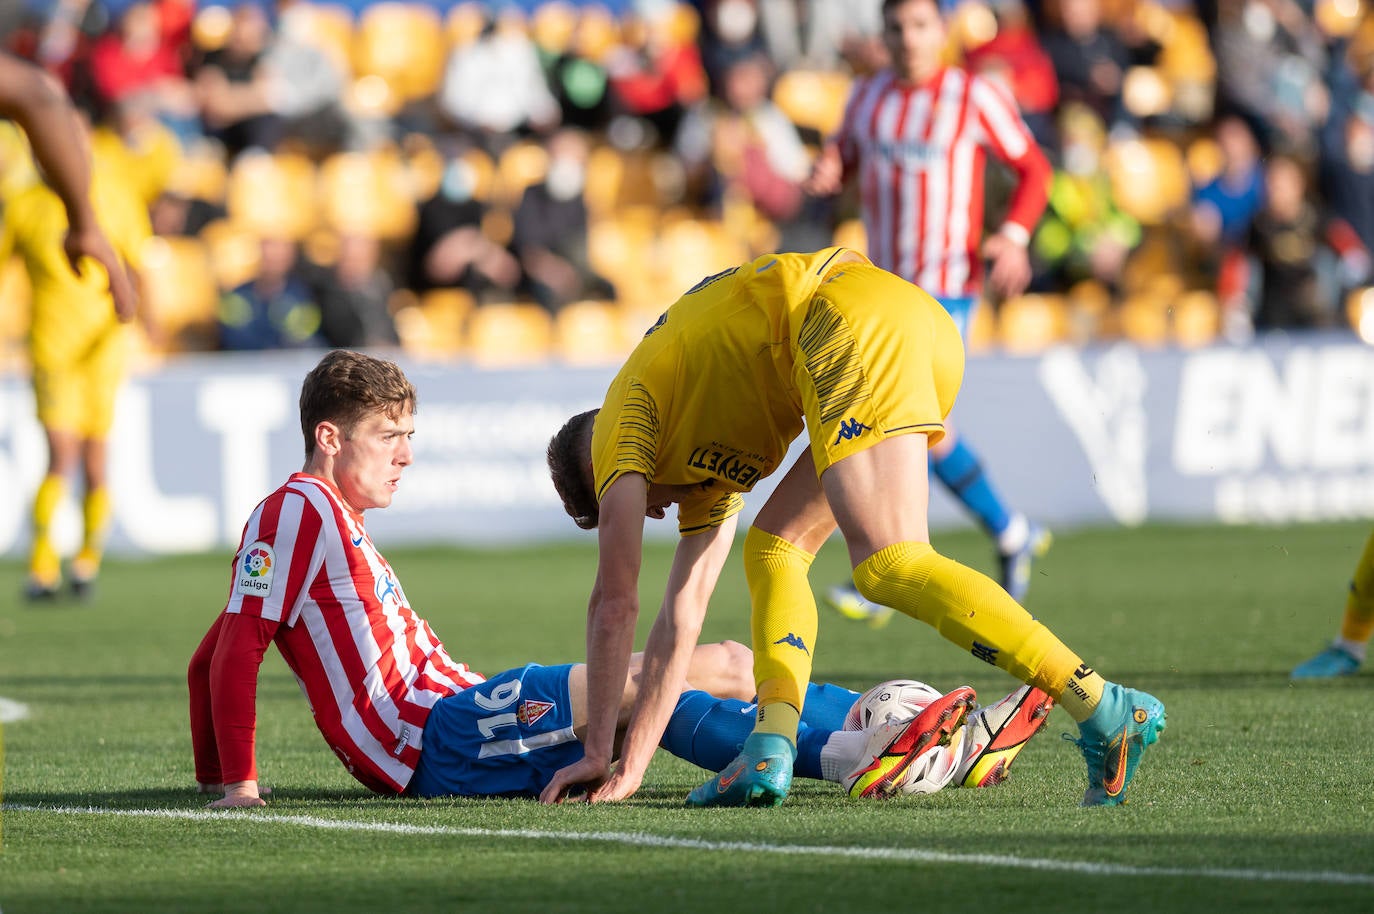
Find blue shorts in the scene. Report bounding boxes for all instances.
[937,296,977,342]
[408,663,582,798]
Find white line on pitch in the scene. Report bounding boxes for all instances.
[0,697,30,723]
[5,803,1373,888]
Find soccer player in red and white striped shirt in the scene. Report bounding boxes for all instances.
[807,0,1053,611]
[189,349,996,805]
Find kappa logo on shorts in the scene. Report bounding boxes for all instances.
[834,417,872,444]
[517,699,554,726]
[235,542,275,597]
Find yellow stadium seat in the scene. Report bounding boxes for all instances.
[966,297,996,355]
[998,294,1067,355]
[226,151,318,240]
[353,3,446,105]
[495,141,550,205]
[531,1,576,54]
[832,218,867,256]
[139,236,220,352]
[319,149,417,240]
[1118,293,1171,348]
[657,219,747,295]
[1065,278,1115,343]
[446,2,487,48]
[199,219,261,291]
[466,302,553,367]
[394,288,472,357]
[1105,137,1189,226]
[772,70,852,136]
[588,213,657,284]
[1347,286,1374,344]
[554,300,631,365]
[1172,290,1220,349]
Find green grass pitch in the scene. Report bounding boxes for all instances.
[2,521,1373,913]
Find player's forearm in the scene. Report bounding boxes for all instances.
[619,598,710,775]
[0,55,96,231]
[1001,148,1052,238]
[583,595,639,766]
[207,615,275,784]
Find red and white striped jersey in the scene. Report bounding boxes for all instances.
[220,472,484,794]
[835,66,1050,298]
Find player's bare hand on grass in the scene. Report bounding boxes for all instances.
[539,756,613,804]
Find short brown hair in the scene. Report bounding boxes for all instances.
[547,409,599,529]
[299,350,417,458]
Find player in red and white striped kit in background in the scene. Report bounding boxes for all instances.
[806,0,1054,621]
[189,349,1049,806]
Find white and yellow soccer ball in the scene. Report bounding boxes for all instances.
[843,679,945,731]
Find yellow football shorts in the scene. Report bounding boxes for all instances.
[790,263,964,475]
[31,324,129,438]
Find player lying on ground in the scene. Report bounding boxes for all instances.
[546,249,1166,810]
[187,349,1054,806]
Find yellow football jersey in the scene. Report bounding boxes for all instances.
[0,150,150,366]
[592,248,869,533]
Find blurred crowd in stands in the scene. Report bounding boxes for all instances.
[3,0,1374,365]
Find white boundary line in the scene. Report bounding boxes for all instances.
[5,803,1374,888]
[0,698,30,723]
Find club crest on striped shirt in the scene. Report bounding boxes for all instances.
[235,541,275,596]
[517,700,554,726]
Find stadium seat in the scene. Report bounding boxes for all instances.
[832,218,868,256]
[1185,136,1223,187]
[353,3,446,106]
[588,212,657,286]
[1172,290,1221,349]
[466,303,554,367]
[1065,279,1114,343]
[1117,293,1171,348]
[772,70,852,137]
[1347,287,1374,344]
[966,297,996,355]
[138,236,219,352]
[998,294,1067,355]
[658,219,747,295]
[446,2,487,48]
[530,1,577,55]
[393,288,472,357]
[583,146,667,214]
[554,300,631,365]
[319,149,417,240]
[198,219,261,291]
[225,151,318,240]
[1105,137,1189,226]
[495,142,551,206]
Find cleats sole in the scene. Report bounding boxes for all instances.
[848,687,976,799]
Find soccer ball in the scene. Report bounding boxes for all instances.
[843,679,944,731]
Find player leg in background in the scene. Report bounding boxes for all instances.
[68,321,127,599]
[1291,526,1374,678]
[823,295,1048,624]
[26,425,79,600]
[71,435,112,598]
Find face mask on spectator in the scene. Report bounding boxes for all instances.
[546,159,586,201]
[441,161,475,202]
[714,0,758,44]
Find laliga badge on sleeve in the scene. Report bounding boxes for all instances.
[236,541,276,597]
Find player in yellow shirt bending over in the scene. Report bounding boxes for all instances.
[1,140,153,599]
[0,51,138,322]
[544,249,1166,808]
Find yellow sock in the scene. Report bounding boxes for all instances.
[29,474,65,582]
[76,486,111,577]
[852,541,1105,722]
[1341,529,1374,646]
[745,526,818,724]
[755,701,800,744]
